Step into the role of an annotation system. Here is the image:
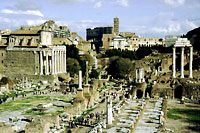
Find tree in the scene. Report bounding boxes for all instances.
[89,69,99,79]
[107,58,135,79]
[80,54,94,67]
[66,58,81,76]
[136,46,152,59]
[66,45,80,60]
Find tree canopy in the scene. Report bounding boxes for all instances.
[103,46,152,60]
[89,69,99,79]
[66,45,80,60]
[80,54,94,67]
[107,57,135,79]
[66,58,81,77]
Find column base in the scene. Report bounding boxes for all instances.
[180,75,184,78]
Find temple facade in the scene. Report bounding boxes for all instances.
[0,21,67,80]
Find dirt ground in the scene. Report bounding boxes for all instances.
[165,99,200,133]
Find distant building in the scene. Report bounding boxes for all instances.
[86,27,113,51]
[133,37,163,47]
[165,35,182,47]
[109,36,132,50]
[119,32,136,39]
[114,17,119,35]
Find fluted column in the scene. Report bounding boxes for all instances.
[52,50,55,74]
[54,51,57,74]
[172,47,176,78]
[61,51,63,73]
[181,47,184,78]
[64,51,66,72]
[56,51,59,73]
[60,50,62,73]
[189,46,193,78]
[40,51,43,75]
[46,51,49,75]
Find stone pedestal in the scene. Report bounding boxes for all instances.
[73,70,87,110]
[83,84,94,107]
[73,90,87,110]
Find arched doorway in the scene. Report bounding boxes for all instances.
[175,86,183,99]
[137,90,143,99]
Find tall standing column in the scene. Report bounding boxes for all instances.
[172,47,176,78]
[181,47,184,78]
[56,51,59,73]
[136,69,138,82]
[60,50,62,73]
[54,51,57,74]
[46,51,49,75]
[189,46,193,78]
[61,51,63,73]
[64,51,66,73]
[52,50,55,74]
[57,50,60,73]
[85,61,89,84]
[40,51,43,75]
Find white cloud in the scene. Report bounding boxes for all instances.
[94,1,102,8]
[80,20,100,23]
[163,0,185,6]
[26,20,46,26]
[116,0,129,7]
[152,23,181,34]
[185,20,198,29]
[1,9,44,17]
[51,0,96,3]
[0,17,12,23]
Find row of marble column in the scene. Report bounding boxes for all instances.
[172,46,193,78]
[135,68,145,83]
[40,50,66,75]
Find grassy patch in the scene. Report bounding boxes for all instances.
[0,102,32,112]
[24,108,64,116]
[0,96,51,112]
[167,108,200,123]
[0,95,73,112]
[23,109,47,116]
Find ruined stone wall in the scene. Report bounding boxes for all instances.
[4,51,39,79]
[52,38,72,45]
[183,84,200,100]
[102,34,113,50]
[152,84,174,98]
[77,42,91,52]
[0,48,6,79]
[161,58,172,72]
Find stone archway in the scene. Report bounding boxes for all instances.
[137,89,143,99]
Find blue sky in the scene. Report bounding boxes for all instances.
[0,0,199,39]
